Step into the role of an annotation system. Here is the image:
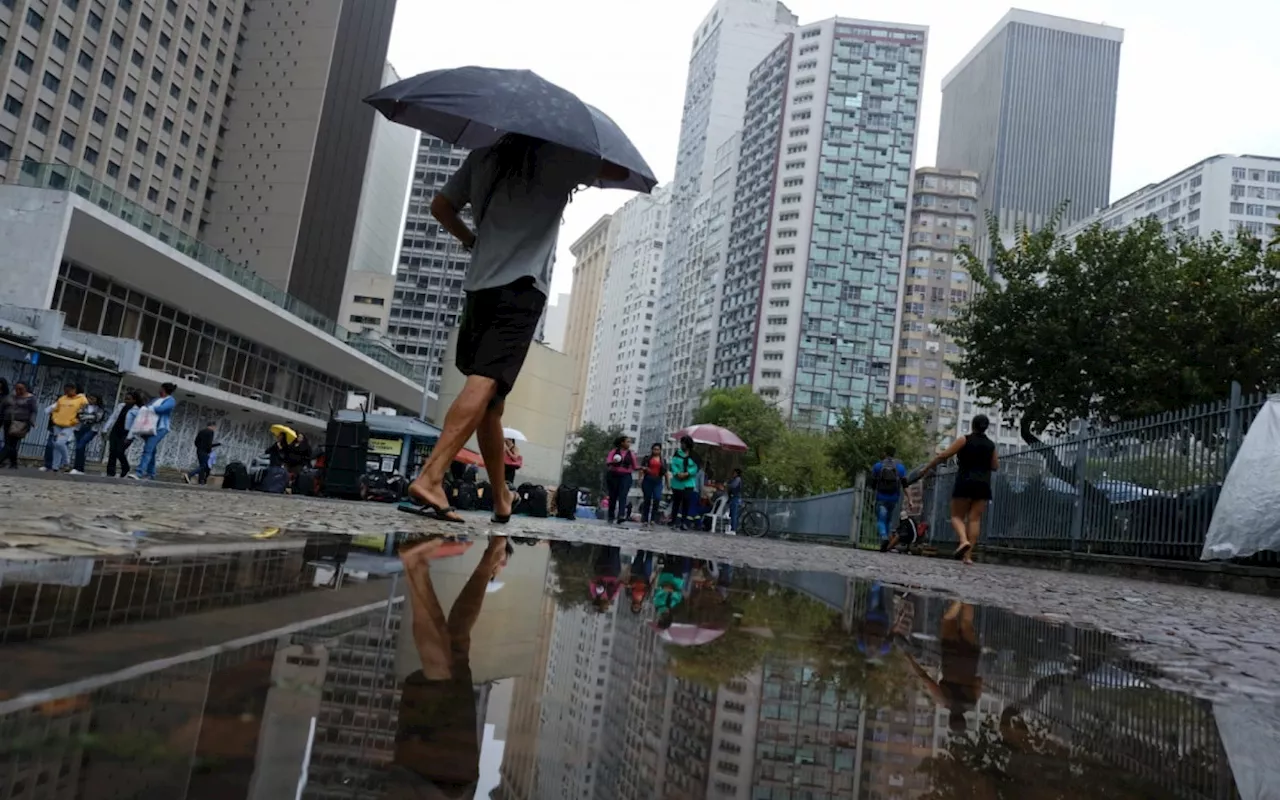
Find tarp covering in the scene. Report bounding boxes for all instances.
[1202,396,1280,561]
[1213,701,1280,799]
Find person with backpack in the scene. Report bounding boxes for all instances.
[130,382,177,480]
[668,436,700,531]
[639,443,667,527]
[604,436,638,526]
[871,446,908,552]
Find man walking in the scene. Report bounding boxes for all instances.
[403,134,628,522]
[185,421,218,485]
[871,447,907,552]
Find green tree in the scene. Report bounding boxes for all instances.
[751,427,843,498]
[561,422,623,494]
[827,405,931,487]
[946,213,1280,444]
[692,386,785,464]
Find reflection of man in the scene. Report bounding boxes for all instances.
[386,536,509,799]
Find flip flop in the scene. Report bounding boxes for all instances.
[398,500,465,523]
[491,512,511,525]
[953,543,972,561]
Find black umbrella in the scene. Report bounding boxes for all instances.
[364,66,658,194]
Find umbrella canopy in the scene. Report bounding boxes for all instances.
[672,424,748,452]
[269,424,297,444]
[453,448,484,467]
[649,622,727,647]
[364,66,657,194]
[502,427,527,442]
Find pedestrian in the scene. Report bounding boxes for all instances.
[639,443,667,527]
[921,414,999,564]
[403,133,630,524]
[286,431,313,480]
[502,438,522,485]
[0,382,38,468]
[668,436,699,531]
[69,393,105,475]
[604,436,637,526]
[726,468,744,533]
[265,430,290,467]
[185,421,219,485]
[130,382,177,480]
[871,446,908,552]
[43,383,88,473]
[102,391,140,478]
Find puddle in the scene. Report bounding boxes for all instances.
[0,531,1268,799]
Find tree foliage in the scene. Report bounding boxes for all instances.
[561,422,623,494]
[692,386,785,464]
[828,405,932,485]
[946,213,1280,442]
[750,428,844,497]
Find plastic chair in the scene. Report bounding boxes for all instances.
[707,495,734,535]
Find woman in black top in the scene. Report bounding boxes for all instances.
[922,415,999,564]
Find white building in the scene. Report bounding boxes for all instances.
[582,187,670,437]
[538,292,571,353]
[1062,153,1280,243]
[642,0,797,446]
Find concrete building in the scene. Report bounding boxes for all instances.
[897,168,979,443]
[937,9,1123,234]
[335,62,417,337]
[388,135,472,391]
[582,187,670,438]
[564,214,614,432]
[1062,154,1280,243]
[643,0,796,447]
[715,17,928,430]
[538,292,571,353]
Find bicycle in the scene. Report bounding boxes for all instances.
[738,500,770,538]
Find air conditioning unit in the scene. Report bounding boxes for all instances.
[183,373,202,383]
[249,392,264,402]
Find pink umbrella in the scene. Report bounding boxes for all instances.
[671,424,748,452]
[648,622,728,646]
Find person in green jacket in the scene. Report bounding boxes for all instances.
[668,436,699,530]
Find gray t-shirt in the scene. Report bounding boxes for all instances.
[441,142,600,296]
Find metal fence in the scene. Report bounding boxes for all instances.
[751,383,1273,563]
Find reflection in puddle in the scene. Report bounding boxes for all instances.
[0,532,1258,799]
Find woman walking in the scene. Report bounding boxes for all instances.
[604,436,637,526]
[69,393,106,475]
[0,382,38,468]
[102,392,140,478]
[131,382,177,480]
[921,414,998,564]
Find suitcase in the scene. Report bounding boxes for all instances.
[475,481,494,511]
[260,465,289,494]
[556,485,577,520]
[294,468,318,497]
[222,461,249,491]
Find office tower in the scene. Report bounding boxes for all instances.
[641,0,797,447]
[0,0,247,234]
[715,17,927,429]
[1062,154,1280,243]
[202,0,401,318]
[564,214,615,432]
[537,292,571,352]
[388,135,472,391]
[897,167,979,441]
[938,9,1123,233]
[582,187,670,437]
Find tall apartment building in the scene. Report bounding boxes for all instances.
[938,9,1123,234]
[1062,153,1280,243]
[897,168,979,442]
[582,187,670,437]
[564,214,614,432]
[715,17,927,430]
[388,135,471,391]
[642,0,796,447]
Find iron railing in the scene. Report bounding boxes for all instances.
[1,161,420,382]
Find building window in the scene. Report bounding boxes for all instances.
[14,51,34,73]
[42,70,61,92]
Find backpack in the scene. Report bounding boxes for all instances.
[222,461,249,491]
[260,465,289,494]
[874,458,902,495]
[452,482,478,511]
[294,468,318,497]
[556,485,578,520]
[475,481,495,511]
[517,484,549,518]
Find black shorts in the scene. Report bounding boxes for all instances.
[456,278,546,399]
[952,478,992,501]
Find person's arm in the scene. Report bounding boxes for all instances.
[991,449,1000,471]
[431,152,477,249]
[156,396,176,414]
[924,436,967,475]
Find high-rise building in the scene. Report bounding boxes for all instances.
[896,167,979,442]
[202,0,400,319]
[715,17,928,429]
[937,9,1123,234]
[0,0,248,234]
[642,0,797,446]
[1062,154,1280,243]
[388,135,472,391]
[582,187,670,437]
[564,214,615,432]
[537,292,572,353]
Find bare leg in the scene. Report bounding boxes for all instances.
[447,537,508,660]
[399,541,456,680]
[408,375,499,520]
[964,499,988,564]
[949,498,971,546]
[475,399,512,518]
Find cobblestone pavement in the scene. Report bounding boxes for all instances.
[1,473,1278,703]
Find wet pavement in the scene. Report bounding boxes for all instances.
[1,525,1276,799]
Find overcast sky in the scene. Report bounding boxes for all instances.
[387,0,1280,299]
